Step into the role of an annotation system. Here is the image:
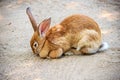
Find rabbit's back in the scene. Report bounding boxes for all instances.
[60,14,101,36]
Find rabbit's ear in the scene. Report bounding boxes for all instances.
[38,18,51,37]
[26,7,37,31]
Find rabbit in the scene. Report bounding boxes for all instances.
[26,7,109,59]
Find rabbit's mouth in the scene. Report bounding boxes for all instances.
[35,52,39,56]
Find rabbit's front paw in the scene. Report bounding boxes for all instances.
[49,48,63,59]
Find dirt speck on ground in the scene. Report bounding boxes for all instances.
[0,0,120,80]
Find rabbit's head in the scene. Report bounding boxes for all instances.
[26,7,51,55]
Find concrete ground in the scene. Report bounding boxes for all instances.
[0,0,120,80]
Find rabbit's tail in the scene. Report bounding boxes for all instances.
[98,42,109,52]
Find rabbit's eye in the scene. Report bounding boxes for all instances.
[33,41,38,49]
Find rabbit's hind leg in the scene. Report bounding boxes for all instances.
[80,43,100,55]
[76,29,101,55]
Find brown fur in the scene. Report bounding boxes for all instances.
[27,8,102,59]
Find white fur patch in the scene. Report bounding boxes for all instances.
[87,48,98,54]
[64,51,74,56]
[76,47,81,51]
[98,42,109,51]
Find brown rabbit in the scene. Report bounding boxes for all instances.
[26,7,109,59]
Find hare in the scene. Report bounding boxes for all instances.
[26,7,109,59]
